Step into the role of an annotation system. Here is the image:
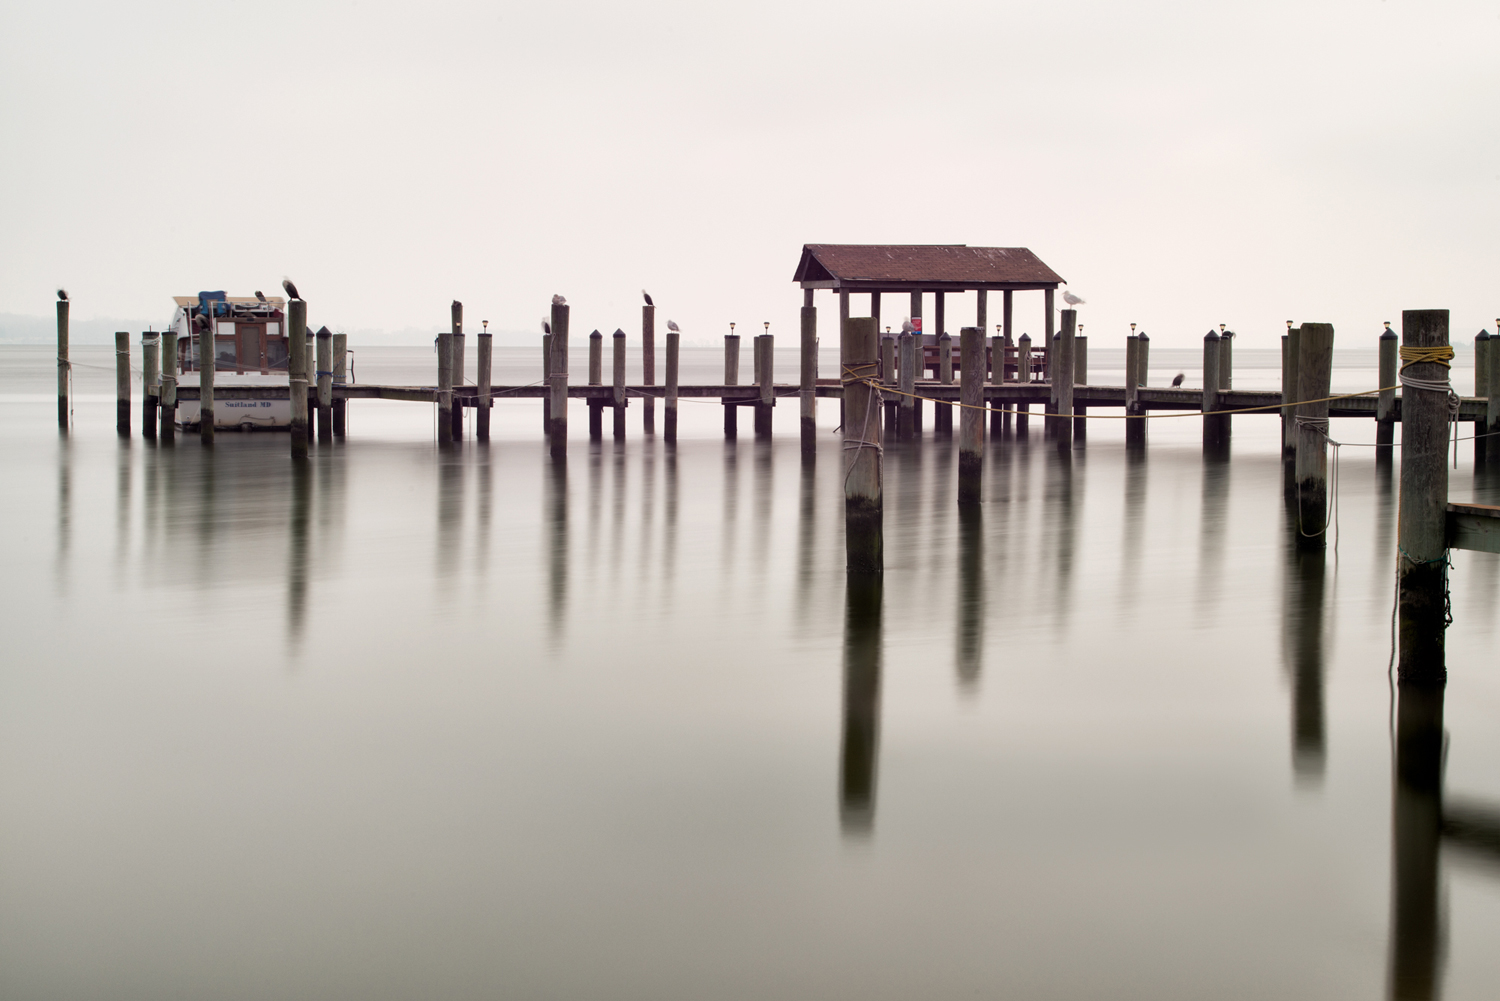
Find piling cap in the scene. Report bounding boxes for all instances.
[1204,328,1220,341]
[590,329,602,338]
[1138,331,1149,341]
[613,328,625,337]
[1478,329,1491,341]
[1380,322,1396,339]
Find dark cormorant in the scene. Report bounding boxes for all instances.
[57,288,68,302]
[642,290,654,307]
[282,278,301,301]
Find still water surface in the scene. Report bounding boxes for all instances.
[2,345,1498,999]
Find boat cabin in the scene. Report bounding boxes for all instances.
[173,291,289,374]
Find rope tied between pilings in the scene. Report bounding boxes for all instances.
[840,363,884,484]
[1398,344,1462,465]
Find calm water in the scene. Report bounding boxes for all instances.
[2,344,1498,1000]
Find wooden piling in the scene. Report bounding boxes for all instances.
[336,334,349,435]
[612,327,627,439]
[474,330,490,442]
[1056,310,1076,450]
[1137,332,1149,392]
[159,326,177,442]
[1488,319,1500,466]
[1474,330,1490,465]
[1125,333,1145,448]
[436,331,454,446]
[934,292,946,378]
[1219,328,1234,439]
[755,333,773,438]
[958,327,983,506]
[936,331,953,437]
[115,332,131,436]
[881,334,898,435]
[1397,309,1450,683]
[642,303,656,434]
[898,332,916,439]
[1072,333,1087,441]
[142,333,159,440]
[548,301,569,456]
[989,330,1004,438]
[1016,333,1032,436]
[1202,329,1222,447]
[665,329,680,443]
[842,316,882,573]
[588,329,603,440]
[1377,323,1397,461]
[56,298,69,429]
[199,316,215,444]
[287,299,307,456]
[542,331,552,429]
[1283,324,1301,496]
[724,330,740,439]
[800,289,817,448]
[449,302,464,443]
[316,324,333,442]
[1294,323,1335,545]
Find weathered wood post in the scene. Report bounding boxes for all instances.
[436,331,454,446]
[542,329,552,430]
[642,301,656,434]
[142,333,159,440]
[1283,322,1300,497]
[1474,329,1490,465]
[1397,309,1451,682]
[474,327,490,442]
[1202,329,1222,448]
[800,289,817,451]
[287,299,307,456]
[199,316,215,444]
[724,326,740,439]
[548,300,569,456]
[587,329,603,440]
[316,324,333,442]
[449,302,464,442]
[159,327,177,442]
[1016,333,1032,436]
[1219,327,1234,440]
[935,331,954,437]
[934,292,946,378]
[1137,331,1149,393]
[1072,332,1087,442]
[1377,322,1397,461]
[56,296,69,429]
[1043,289,1056,435]
[1125,332,1145,448]
[755,332,774,438]
[881,334,898,436]
[842,316,882,573]
[332,333,349,437]
[115,331,131,436]
[898,332,916,439]
[959,327,984,506]
[665,327,680,444]
[612,327,627,439]
[1294,323,1335,545]
[1488,318,1500,466]
[1056,309,1076,451]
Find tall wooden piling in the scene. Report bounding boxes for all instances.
[449,302,464,442]
[1488,319,1500,465]
[959,327,984,506]
[141,333,159,440]
[548,301,569,456]
[881,335,898,435]
[56,297,69,429]
[1016,333,1032,436]
[1056,310,1076,450]
[333,333,349,437]
[1474,330,1490,465]
[1219,328,1234,439]
[665,328,680,443]
[159,326,177,442]
[115,332,131,436]
[1072,333,1088,441]
[1202,329,1222,447]
[612,327,627,439]
[755,333,774,438]
[542,332,552,430]
[1294,323,1335,545]
[989,330,1005,439]
[1283,323,1301,496]
[1125,333,1145,448]
[316,324,333,442]
[898,332,916,439]
[642,303,656,434]
[474,329,490,442]
[724,329,740,439]
[800,289,817,449]
[842,316,882,573]
[199,316,215,444]
[935,331,953,436]
[588,328,604,440]
[436,331,454,446]
[1397,309,1451,683]
[1137,331,1149,393]
[287,299,307,456]
[1377,323,1397,461]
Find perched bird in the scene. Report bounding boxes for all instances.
[255,290,267,303]
[552,294,566,306]
[452,299,461,309]
[1062,289,1085,307]
[901,318,915,335]
[642,290,654,307]
[666,320,680,333]
[192,313,211,331]
[1171,372,1186,387]
[57,288,68,302]
[541,318,551,336]
[282,277,301,301]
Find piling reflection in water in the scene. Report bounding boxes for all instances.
[436,450,462,593]
[956,504,983,692]
[1281,538,1327,782]
[840,572,883,837]
[1387,683,1445,1001]
[546,456,568,641]
[1044,449,1077,634]
[287,461,311,648]
[1119,447,1147,616]
[1197,448,1230,619]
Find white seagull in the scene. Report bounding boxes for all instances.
[552,294,566,306]
[900,318,915,335]
[1062,289,1085,307]
[666,320,680,332]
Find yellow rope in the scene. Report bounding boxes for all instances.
[1398,345,1454,371]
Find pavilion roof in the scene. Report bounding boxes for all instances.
[793,244,1064,292]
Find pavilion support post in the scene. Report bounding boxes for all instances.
[898,332,916,439]
[871,292,881,339]
[934,292,946,379]
[665,328,680,444]
[1283,324,1301,498]
[842,316,882,573]
[588,329,604,440]
[612,327,627,440]
[115,332,131,437]
[959,327,984,506]
[437,332,454,446]
[1202,329,1222,449]
[1043,289,1056,436]
[1294,323,1335,546]
[801,289,817,453]
[57,298,69,430]
[1488,318,1500,465]
[1002,290,1014,437]
[1072,333,1087,443]
[473,330,489,442]
[935,331,953,437]
[1377,324,1397,464]
[1016,333,1032,437]
[1056,309,1075,452]
[642,303,656,435]
[449,303,464,443]
[548,301,569,457]
[317,323,333,443]
[142,333,159,441]
[287,300,307,457]
[1397,309,1450,683]
[975,290,988,347]
[723,329,740,439]
[882,335,898,437]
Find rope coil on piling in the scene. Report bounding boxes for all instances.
[1397,344,1462,466]
[841,363,884,485]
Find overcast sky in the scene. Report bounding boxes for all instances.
[1,0,1496,347]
